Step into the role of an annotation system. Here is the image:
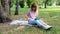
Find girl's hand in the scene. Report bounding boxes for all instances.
[36,15,41,18]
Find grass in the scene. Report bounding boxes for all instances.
[0,5,60,34]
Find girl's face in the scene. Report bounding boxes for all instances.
[33,7,36,10]
[31,3,37,12]
[32,7,37,12]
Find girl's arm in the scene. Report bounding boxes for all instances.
[25,15,33,20]
[25,11,33,20]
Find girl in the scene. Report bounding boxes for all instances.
[26,3,52,30]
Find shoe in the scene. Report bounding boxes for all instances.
[42,25,52,30]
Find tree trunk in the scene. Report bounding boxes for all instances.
[9,0,13,15]
[15,0,19,15]
[0,0,12,23]
[44,0,48,8]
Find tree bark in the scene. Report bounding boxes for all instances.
[9,0,13,15]
[15,0,19,15]
[0,0,12,23]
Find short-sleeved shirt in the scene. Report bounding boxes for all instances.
[27,10,38,20]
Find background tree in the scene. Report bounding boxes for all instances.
[15,0,19,15]
[19,0,25,8]
[44,0,49,8]
[26,0,39,8]
[9,0,13,15]
[26,0,31,8]
[12,0,16,5]
[57,0,60,5]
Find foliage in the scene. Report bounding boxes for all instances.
[19,0,25,8]
[26,0,31,8]
[11,0,60,6]
[12,0,16,5]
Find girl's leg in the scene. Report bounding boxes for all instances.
[35,20,47,26]
[28,19,37,25]
[35,20,52,30]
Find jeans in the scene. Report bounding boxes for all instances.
[28,19,47,26]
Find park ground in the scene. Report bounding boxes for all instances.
[0,6,60,34]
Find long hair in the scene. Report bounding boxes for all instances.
[31,3,37,12]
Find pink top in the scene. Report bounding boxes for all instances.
[27,10,38,20]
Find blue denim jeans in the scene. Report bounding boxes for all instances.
[28,19,47,26]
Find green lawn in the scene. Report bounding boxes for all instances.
[0,6,60,34]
